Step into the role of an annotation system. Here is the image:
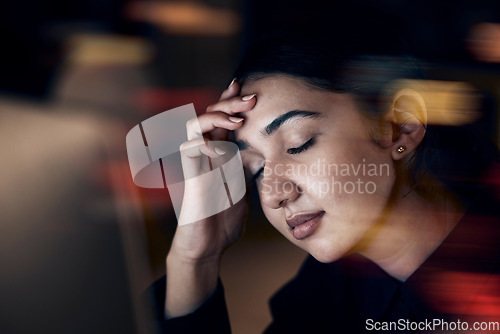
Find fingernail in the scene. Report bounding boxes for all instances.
[228,77,237,89]
[215,147,226,155]
[241,94,256,101]
[228,116,244,123]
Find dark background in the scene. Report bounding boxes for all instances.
[1,1,500,333]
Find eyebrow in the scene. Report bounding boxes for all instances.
[234,110,320,151]
[262,110,320,136]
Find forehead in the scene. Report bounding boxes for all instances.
[240,74,315,104]
[236,76,326,140]
[235,75,363,144]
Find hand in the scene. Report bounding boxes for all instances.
[169,79,257,263]
[165,80,256,318]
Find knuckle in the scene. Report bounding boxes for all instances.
[206,103,218,112]
[179,140,190,151]
[186,117,197,130]
[180,138,203,151]
[186,118,202,138]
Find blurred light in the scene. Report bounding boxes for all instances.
[467,22,500,63]
[387,79,480,126]
[65,34,154,66]
[483,163,500,201]
[126,1,241,37]
[130,87,219,114]
[426,271,500,317]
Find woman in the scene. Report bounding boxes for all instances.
[148,18,500,334]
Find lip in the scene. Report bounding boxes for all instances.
[286,211,324,240]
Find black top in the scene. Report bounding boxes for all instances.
[145,194,500,334]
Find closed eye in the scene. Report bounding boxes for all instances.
[247,137,315,184]
[287,137,315,155]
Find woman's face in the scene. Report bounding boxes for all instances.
[235,75,397,263]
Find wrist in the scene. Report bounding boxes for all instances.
[168,237,224,266]
[165,248,221,318]
[167,246,221,269]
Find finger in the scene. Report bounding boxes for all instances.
[209,127,228,142]
[180,138,206,159]
[186,111,244,140]
[219,78,240,101]
[204,79,242,141]
[179,139,213,179]
[180,138,226,159]
[200,140,223,159]
[206,94,257,115]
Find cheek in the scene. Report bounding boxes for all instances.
[300,148,395,213]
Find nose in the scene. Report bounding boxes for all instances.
[259,163,301,209]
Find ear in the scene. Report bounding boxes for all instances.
[381,89,427,161]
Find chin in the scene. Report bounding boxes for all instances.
[306,239,348,263]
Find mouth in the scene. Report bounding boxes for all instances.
[286,211,325,240]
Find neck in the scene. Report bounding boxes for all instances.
[355,178,465,281]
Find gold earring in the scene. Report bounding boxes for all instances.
[397,145,406,154]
